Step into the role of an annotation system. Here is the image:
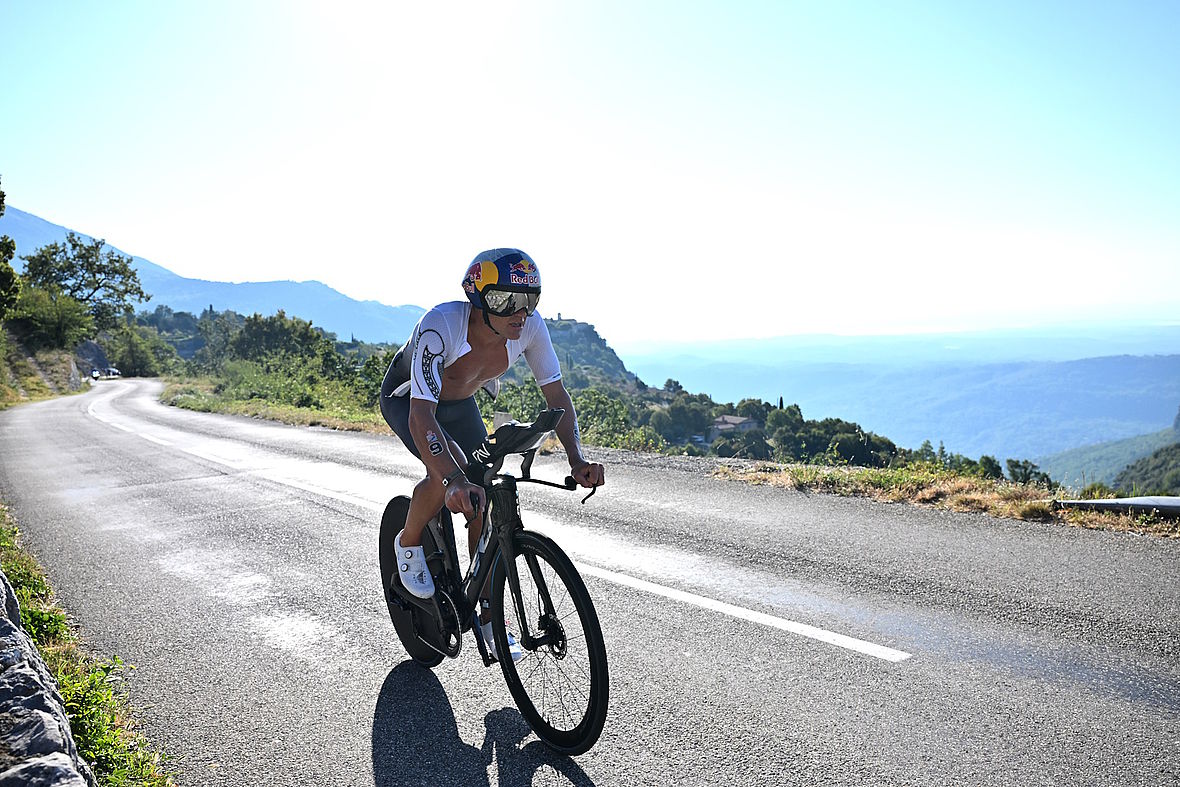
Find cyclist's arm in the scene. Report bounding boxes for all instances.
[540,380,605,488]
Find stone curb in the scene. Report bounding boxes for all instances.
[0,571,96,787]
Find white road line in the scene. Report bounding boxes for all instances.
[140,434,172,446]
[577,562,913,663]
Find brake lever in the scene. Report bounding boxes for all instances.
[465,491,484,526]
[564,476,599,505]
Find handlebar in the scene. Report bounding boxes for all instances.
[517,474,598,504]
[466,409,600,504]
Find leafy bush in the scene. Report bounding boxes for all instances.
[105,324,182,377]
[8,286,94,351]
[217,357,325,409]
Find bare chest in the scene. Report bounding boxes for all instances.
[440,345,510,398]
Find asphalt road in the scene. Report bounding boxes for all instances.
[1,379,1177,786]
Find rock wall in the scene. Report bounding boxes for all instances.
[0,571,96,787]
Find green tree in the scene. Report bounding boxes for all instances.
[735,398,771,422]
[766,403,803,434]
[481,379,548,422]
[1006,458,1053,486]
[0,176,20,321]
[664,392,714,443]
[9,286,94,351]
[194,309,239,373]
[712,435,739,457]
[230,310,331,364]
[572,388,630,437]
[106,324,181,377]
[647,408,674,441]
[20,233,147,331]
[913,440,937,464]
[771,425,803,461]
[978,455,1003,480]
[831,431,871,465]
[354,347,398,407]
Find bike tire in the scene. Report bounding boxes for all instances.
[491,530,609,755]
[378,497,444,668]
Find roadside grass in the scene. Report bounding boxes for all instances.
[161,377,388,433]
[715,462,1180,538]
[0,503,174,787]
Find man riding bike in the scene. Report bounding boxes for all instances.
[380,248,606,661]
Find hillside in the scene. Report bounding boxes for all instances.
[1037,427,1179,488]
[0,206,424,344]
[621,352,1180,462]
[1114,443,1180,495]
[492,317,644,392]
[0,328,90,406]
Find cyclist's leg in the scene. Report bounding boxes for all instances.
[423,397,497,621]
[431,396,488,554]
[383,394,487,548]
[380,389,438,548]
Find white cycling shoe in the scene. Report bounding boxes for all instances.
[395,530,435,599]
[481,620,525,663]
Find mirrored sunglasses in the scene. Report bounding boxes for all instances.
[483,289,540,316]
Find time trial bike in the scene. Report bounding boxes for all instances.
[378,409,609,756]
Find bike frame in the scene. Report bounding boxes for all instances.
[428,473,562,656]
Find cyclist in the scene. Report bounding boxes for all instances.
[380,248,605,660]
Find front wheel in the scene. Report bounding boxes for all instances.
[491,531,609,756]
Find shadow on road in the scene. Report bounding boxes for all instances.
[372,662,598,786]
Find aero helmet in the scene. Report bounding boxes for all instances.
[461,249,542,317]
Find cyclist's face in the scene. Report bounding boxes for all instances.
[488,308,528,339]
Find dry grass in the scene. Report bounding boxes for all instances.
[716,461,1179,538]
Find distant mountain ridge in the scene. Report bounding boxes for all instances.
[0,206,424,343]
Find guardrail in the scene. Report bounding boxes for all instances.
[1053,496,1180,518]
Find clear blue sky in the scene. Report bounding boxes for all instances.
[2,1,1177,345]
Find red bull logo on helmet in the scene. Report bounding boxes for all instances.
[462,261,499,293]
[508,259,540,287]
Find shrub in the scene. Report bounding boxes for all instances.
[1081,482,1118,500]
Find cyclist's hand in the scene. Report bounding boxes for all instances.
[445,480,485,518]
[571,461,605,488]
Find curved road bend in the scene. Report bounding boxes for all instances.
[0,379,1176,786]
